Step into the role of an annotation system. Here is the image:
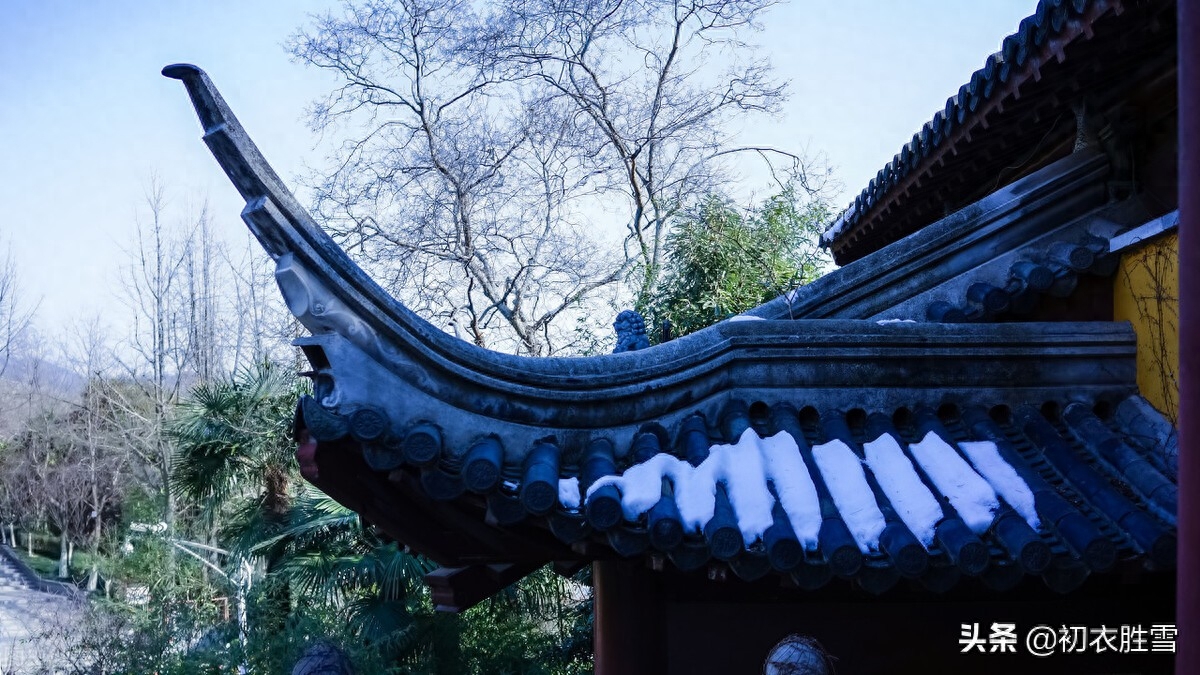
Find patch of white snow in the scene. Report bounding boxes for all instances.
[958,440,1040,530]
[759,431,822,549]
[715,429,776,544]
[821,202,858,245]
[908,431,999,533]
[585,429,822,550]
[558,477,581,510]
[589,453,681,521]
[863,433,943,547]
[811,439,887,552]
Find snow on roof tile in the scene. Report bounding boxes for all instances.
[563,398,1173,591]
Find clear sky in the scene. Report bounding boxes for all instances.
[0,0,1039,336]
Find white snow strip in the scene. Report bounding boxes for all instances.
[558,477,581,510]
[875,318,917,325]
[863,433,943,547]
[908,431,999,533]
[589,453,679,521]
[759,431,822,549]
[811,439,887,552]
[585,429,822,550]
[728,314,765,322]
[713,429,776,543]
[958,440,1040,530]
[673,459,718,532]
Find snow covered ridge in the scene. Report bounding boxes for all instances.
[574,428,1040,553]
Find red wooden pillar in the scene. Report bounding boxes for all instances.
[1178,1,1199,673]
[593,561,667,675]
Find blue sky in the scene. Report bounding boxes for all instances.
[0,0,1039,335]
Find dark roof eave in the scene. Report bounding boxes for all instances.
[825,0,1156,264]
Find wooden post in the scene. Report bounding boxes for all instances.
[1177,1,1198,672]
[593,561,666,675]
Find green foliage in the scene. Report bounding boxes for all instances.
[263,490,437,663]
[168,359,309,613]
[456,566,593,675]
[16,358,596,673]
[29,589,396,675]
[261,493,596,673]
[648,185,832,338]
[170,361,303,527]
[460,600,558,674]
[12,546,58,578]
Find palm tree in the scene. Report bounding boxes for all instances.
[169,361,304,669]
[258,485,436,653]
[170,362,592,673]
[261,488,592,674]
[170,361,300,560]
[169,364,455,671]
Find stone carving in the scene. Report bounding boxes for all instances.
[274,254,424,393]
[612,310,650,353]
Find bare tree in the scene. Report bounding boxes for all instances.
[4,409,91,578]
[60,320,129,591]
[110,177,230,558]
[0,238,35,377]
[290,0,822,348]
[224,234,300,372]
[112,178,188,550]
[291,0,630,355]
[182,202,221,384]
[490,0,813,304]
[0,321,127,586]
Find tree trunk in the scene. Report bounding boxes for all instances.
[58,536,69,578]
[27,532,32,556]
[88,503,102,591]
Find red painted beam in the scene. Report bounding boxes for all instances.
[1178,1,1198,673]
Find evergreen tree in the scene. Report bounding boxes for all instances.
[650,185,832,338]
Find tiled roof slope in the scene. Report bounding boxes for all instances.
[825,0,1176,265]
[752,148,1126,323]
[300,392,1176,595]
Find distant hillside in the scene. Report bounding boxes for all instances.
[0,354,85,401]
[2,355,85,395]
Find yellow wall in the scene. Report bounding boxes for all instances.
[1113,233,1179,422]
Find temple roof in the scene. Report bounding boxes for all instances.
[163,51,1177,607]
[822,0,1177,265]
